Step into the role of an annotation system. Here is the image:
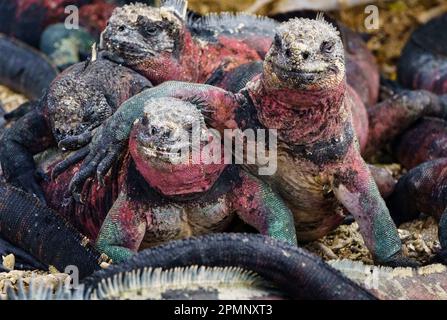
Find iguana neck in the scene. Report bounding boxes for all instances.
[247,75,349,145]
[175,30,202,82]
[186,34,262,84]
[133,29,201,85]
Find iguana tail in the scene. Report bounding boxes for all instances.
[84,233,376,300]
[0,34,58,100]
[0,182,107,278]
[330,259,447,300]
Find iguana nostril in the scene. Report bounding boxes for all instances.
[302,51,310,60]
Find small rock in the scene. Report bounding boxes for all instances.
[2,254,15,271]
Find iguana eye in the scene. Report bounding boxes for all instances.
[144,26,158,36]
[274,34,282,48]
[321,41,334,54]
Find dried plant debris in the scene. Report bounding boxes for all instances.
[334,0,447,79]
[306,216,441,265]
[0,85,27,113]
[399,216,441,264]
[305,222,374,264]
[2,254,15,271]
[0,269,70,300]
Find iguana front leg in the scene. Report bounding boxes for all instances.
[95,191,147,263]
[331,145,417,267]
[0,103,55,202]
[230,170,297,246]
[55,81,241,199]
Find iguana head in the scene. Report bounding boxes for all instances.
[263,16,345,92]
[100,2,187,84]
[129,97,226,197]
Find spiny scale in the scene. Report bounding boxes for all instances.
[4,266,282,300]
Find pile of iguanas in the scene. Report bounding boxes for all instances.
[1,0,447,300]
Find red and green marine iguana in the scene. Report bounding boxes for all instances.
[0,177,368,300]
[2,97,298,265]
[58,16,424,267]
[0,183,374,299]
[0,183,373,300]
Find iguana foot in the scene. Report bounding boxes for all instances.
[58,131,92,151]
[379,251,420,268]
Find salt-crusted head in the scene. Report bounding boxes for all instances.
[100,1,188,84]
[263,16,345,91]
[129,97,226,197]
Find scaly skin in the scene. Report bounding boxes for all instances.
[330,260,447,300]
[341,25,379,108]
[364,90,447,157]
[387,158,447,226]
[398,13,447,94]
[99,1,277,87]
[0,34,59,99]
[61,17,418,267]
[3,98,296,263]
[393,117,447,170]
[0,54,152,202]
[0,181,108,278]
[3,234,374,300]
[85,233,375,300]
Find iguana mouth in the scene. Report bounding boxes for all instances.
[272,63,324,82]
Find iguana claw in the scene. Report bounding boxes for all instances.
[58,131,92,150]
[380,251,420,268]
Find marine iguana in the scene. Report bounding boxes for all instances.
[0,34,59,100]
[3,233,376,300]
[99,1,277,87]
[99,2,445,156]
[2,97,298,264]
[387,157,447,228]
[398,13,447,95]
[0,53,152,202]
[392,117,447,170]
[0,178,365,300]
[57,17,424,267]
